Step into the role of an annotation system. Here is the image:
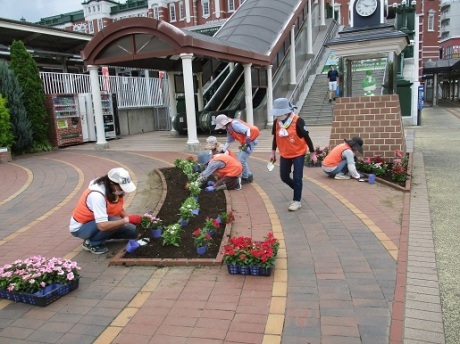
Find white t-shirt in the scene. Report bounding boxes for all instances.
[69,180,111,232]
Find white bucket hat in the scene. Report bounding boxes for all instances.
[271,98,297,117]
[108,167,136,193]
[214,114,231,130]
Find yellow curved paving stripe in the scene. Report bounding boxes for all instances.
[0,158,84,248]
[0,163,33,207]
[251,183,287,344]
[305,176,398,260]
[251,157,398,260]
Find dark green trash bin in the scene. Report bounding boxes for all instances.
[396,79,412,117]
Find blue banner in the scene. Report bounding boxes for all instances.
[418,85,424,110]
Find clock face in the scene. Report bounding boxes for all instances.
[355,0,378,17]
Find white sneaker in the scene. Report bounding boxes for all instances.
[288,201,302,211]
[334,173,351,180]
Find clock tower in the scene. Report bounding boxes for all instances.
[349,0,388,28]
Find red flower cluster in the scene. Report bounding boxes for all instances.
[223,233,278,267]
[192,228,212,248]
[217,211,235,224]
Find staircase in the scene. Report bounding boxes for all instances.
[298,74,335,126]
[299,68,386,126]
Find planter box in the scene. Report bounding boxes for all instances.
[0,278,79,307]
[226,264,273,276]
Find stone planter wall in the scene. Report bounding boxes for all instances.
[330,95,406,161]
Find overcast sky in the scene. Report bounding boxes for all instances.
[0,0,85,23]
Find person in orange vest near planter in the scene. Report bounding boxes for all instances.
[214,114,260,184]
[196,151,243,191]
[69,167,142,254]
[269,98,317,211]
[205,136,237,159]
[322,137,363,180]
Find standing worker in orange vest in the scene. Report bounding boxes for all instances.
[214,114,260,184]
[269,98,317,211]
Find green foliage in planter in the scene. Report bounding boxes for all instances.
[0,60,33,154]
[9,40,51,152]
[0,95,14,148]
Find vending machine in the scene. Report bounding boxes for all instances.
[78,93,118,142]
[46,94,84,147]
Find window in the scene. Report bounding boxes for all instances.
[97,5,100,11]
[228,0,235,12]
[98,18,104,31]
[88,6,91,13]
[202,0,210,17]
[428,10,435,31]
[179,2,185,20]
[170,3,176,22]
[89,21,94,34]
[152,5,159,19]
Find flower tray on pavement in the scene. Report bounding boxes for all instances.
[0,278,79,307]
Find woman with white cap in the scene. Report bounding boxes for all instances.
[269,98,317,211]
[69,167,142,254]
[214,114,259,184]
[205,136,237,159]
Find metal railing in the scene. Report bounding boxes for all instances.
[40,72,169,109]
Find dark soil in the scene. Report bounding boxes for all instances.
[122,167,226,259]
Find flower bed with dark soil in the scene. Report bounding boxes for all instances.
[109,167,230,266]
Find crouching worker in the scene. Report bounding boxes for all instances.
[196,151,243,191]
[69,167,142,254]
[322,137,363,180]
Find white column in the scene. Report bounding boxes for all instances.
[331,0,335,20]
[144,69,152,103]
[243,63,254,125]
[181,53,199,148]
[215,0,221,18]
[167,71,177,132]
[433,73,438,107]
[320,0,326,26]
[266,65,274,127]
[88,65,108,148]
[197,72,204,111]
[185,0,191,23]
[290,25,297,85]
[307,0,313,55]
[411,14,420,125]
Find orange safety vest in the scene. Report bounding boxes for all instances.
[228,119,260,145]
[322,143,351,167]
[212,153,243,178]
[72,189,124,223]
[275,115,307,158]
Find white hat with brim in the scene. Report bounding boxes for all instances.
[214,114,231,130]
[108,167,137,193]
[271,98,297,117]
[205,136,218,149]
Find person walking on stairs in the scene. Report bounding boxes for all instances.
[327,65,339,102]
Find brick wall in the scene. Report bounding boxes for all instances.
[329,95,406,161]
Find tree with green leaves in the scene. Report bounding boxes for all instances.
[9,40,51,152]
[0,60,33,154]
[0,94,14,148]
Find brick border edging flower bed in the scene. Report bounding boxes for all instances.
[108,168,232,267]
[374,153,412,193]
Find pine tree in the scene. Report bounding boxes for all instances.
[9,40,51,151]
[0,95,14,148]
[0,60,33,154]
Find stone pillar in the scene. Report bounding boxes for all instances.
[266,65,274,128]
[167,71,177,132]
[243,63,254,125]
[181,53,200,150]
[88,65,108,148]
[290,25,296,86]
[307,0,313,56]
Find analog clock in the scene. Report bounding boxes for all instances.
[355,0,378,17]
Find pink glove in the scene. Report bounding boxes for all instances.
[125,215,142,225]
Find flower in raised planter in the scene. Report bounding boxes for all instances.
[203,217,220,236]
[0,256,80,294]
[247,242,275,268]
[161,223,183,247]
[186,181,201,198]
[392,150,409,182]
[192,228,213,248]
[223,235,253,266]
[356,155,388,176]
[179,196,200,220]
[217,211,235,224]
[141,213,163,230]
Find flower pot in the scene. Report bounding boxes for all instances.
[126,239,140,253]
[197,246,207,255]
[179,218,190,227]
[151,228,162,238]
[227,264,239,275]
[216,216,222,224]
[192,209,199,216]
[259,267,273,276]
[205,229,215,237]
[35,283,62,296]
[250,266,260,276]
[239,265,250,275]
